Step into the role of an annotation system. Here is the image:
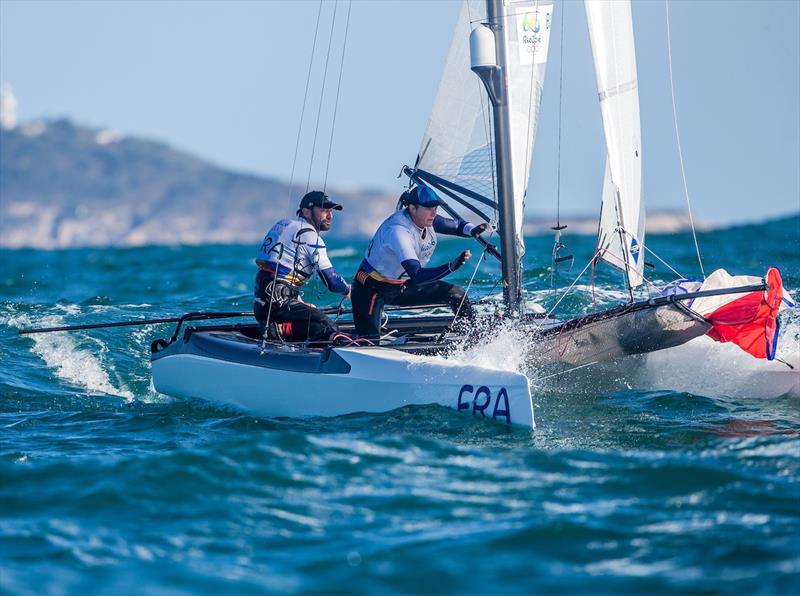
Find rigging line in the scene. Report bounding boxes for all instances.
[264,233,304,345]
[477,228,503,302]
[643,243,685,280]
[532,360,599,383]
[532,256,596,330]
[599,248,662,293]
[264,226,307,344]
[555,0,565,229]
[306,0,339,193]
[467,0,498,212]
[303,231,324,348]
[495,2,528,316]
[263,276,277,342]
[287,0,324,204]
[612,223,686,280]
[264,270,278,339]
[332,294,346,323]
[487,0,516,212]
[270,226,314,344]
[665,0,705,279]
[615,191,633,300]
[482,275,503,304]
[606,2,634,293]
[521,0,542,207]
[438,244,488,342]
[551,0,566,295]
[323,0,353,192]
[488,100,498,215]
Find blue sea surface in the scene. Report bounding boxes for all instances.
[2,216,799,594]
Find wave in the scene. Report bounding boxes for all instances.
[642,307,800,399]
[3,308,135,400]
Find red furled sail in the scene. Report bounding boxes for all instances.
[676,268,784,360]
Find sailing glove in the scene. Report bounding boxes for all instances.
[449,250,471,272]
[470,223,488,238]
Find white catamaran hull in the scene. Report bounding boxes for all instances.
[152,331,534,428]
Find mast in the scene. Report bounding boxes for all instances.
[471,0,522,315]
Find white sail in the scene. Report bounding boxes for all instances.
[417,0,553,257]
[416,1,491,201]
[585,0,645,289]
[505,0,553,256]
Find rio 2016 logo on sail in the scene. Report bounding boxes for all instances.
[520,10,550,49]
[458,385,511,424]
[522,12,540,33]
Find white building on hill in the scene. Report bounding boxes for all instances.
[1,85,18,130]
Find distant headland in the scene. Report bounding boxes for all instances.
[0,118,790,249]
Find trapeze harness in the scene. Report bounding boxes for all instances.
[351,210,477,338]
[254,218,349,341]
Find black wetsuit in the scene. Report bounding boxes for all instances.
[253,270,338,342]
[351,275,473,339]
[351,211,476,339]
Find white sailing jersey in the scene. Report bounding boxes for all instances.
[363,210,437,281]
[256,218,332,286]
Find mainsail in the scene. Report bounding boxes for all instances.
[416,0,553,261]
[585,0,645,290]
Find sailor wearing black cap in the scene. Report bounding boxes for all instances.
[351,186,488,339]
[254,191,351,342]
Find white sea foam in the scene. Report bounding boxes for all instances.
[642,308,800,399]
[127,326,166,403]
[7,312,134,400]
[54,303,81,315]
[525,284,630,301]
[327,247,357,258]
[525,284,633,305]
[443,319,533,374]
[585,557,676,577]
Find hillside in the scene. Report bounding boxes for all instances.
[0,118,745,248]
[0,119,395,248]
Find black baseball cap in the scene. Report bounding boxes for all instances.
[296,191,343,215]
[401,186,443,207]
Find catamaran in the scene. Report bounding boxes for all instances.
[21,0,789,426]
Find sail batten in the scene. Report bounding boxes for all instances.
[585,0,645,290]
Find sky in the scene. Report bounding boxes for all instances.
[1,0,798,224]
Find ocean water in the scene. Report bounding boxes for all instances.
[2,216,799,594]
